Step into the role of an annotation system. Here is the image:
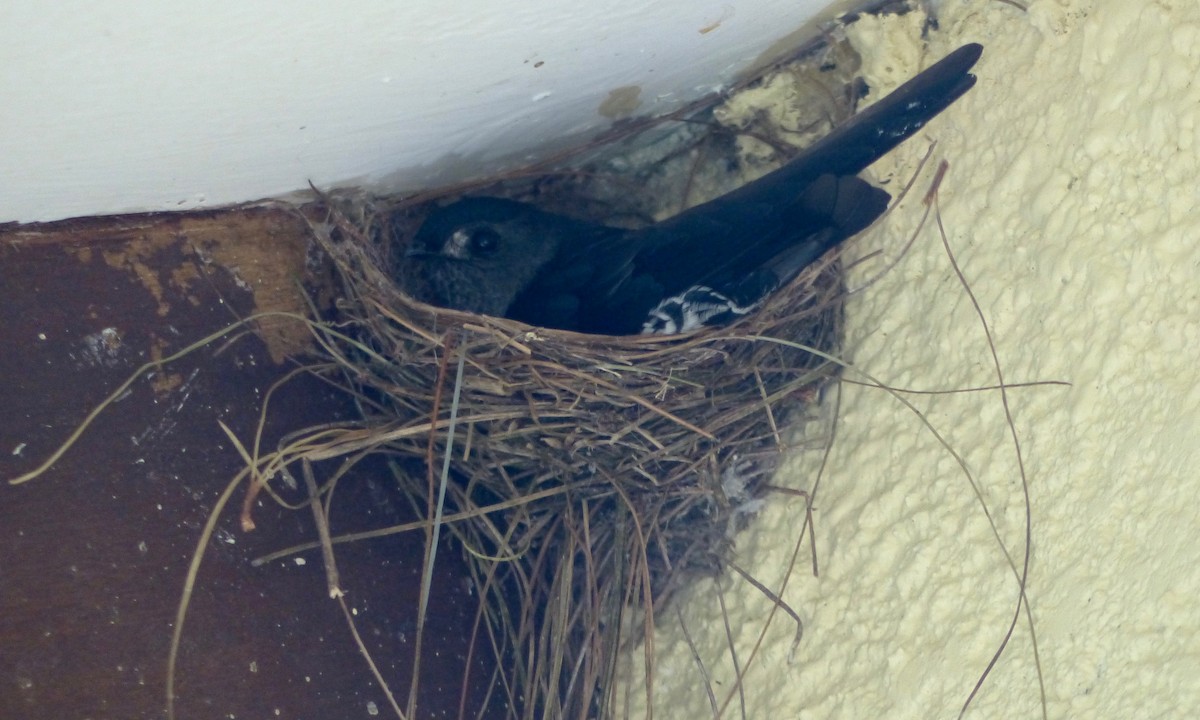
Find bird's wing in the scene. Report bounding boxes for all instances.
[504,223,641,332]
[630,41,982,292]
[609,43,980,332]
[663,42,982,228]
[513,174,886,335]
[632,172,890,296]
[509,43,982,335]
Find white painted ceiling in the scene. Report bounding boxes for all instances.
[0,1,854,223]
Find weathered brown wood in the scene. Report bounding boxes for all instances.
[0,209,495,719]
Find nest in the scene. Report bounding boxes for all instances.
[291,184,844,717]
[256,30,877,720]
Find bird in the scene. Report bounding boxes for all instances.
[396,43,982,336]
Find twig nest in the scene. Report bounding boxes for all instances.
[304,190,842,715]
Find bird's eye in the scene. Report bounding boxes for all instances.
[470,227,500,255]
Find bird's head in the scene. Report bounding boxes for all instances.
[408,197,561,265]
[398,196,569,316]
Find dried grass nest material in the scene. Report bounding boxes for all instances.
[304,193,844,716]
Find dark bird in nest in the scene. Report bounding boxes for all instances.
[397,43,982,336]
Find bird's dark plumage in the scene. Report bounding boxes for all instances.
[398,43,982,335]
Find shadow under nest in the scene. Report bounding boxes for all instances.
[295,186,844,718]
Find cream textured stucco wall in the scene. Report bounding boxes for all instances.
[624,0,1200,717]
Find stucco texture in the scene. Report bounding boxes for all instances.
[622,0,1200,717]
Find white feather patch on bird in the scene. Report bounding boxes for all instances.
[641,285,759,334]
